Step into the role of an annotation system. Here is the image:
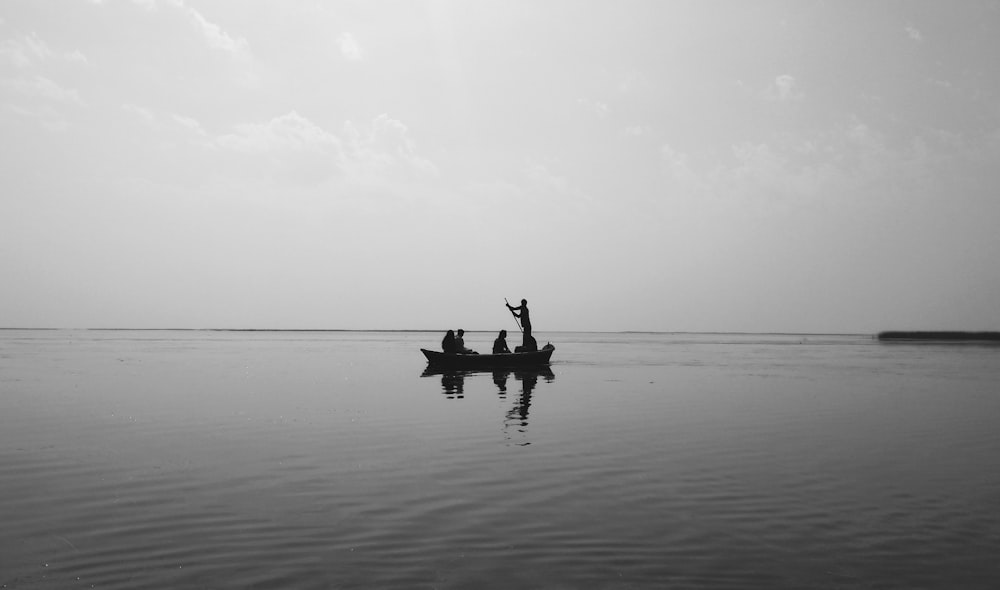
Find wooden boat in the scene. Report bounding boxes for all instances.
[421,344,554,369]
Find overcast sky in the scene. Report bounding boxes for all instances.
[2,1,998,332]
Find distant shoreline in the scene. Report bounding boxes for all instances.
[3,328,997,340]
[877,331,1000,342]
[0,327,441,333]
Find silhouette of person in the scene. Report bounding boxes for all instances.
[493,330,511,354]
[455,329,477,354]
[506,299,536,351]
[441,330,457,353]
[506,299,531,337]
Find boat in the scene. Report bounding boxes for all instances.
[421,344,555,369]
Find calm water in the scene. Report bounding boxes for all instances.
[2,330,999,589]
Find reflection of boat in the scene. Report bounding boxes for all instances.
[421,365,554,444]
[420,365,555,380]
[420,344,554,369]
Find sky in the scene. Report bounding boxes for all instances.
[2,0,999,333]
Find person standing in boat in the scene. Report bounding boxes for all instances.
[506,299,531,336]
[455,329,478,354]
[506,299,536,352]
[493,330,511,354]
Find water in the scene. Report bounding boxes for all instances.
[2,330,999,588]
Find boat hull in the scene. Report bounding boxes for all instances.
[421,345,554,369]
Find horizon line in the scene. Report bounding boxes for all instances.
[0,327,880,336]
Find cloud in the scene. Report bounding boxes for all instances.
[337,32,363,61]
[181,4,249,56]
[660,144,705,193]
[0,33,49,68]
[342,114,438,179]
[654,117,980,206]
[577,97,609,118]
[624,125,651,137]
[170,113,207,137]
[114,106,439,189]
[64,49,89,65]
[617,69,653,95]
[122,102,156,124]
[905,24,923,42]
[725,141,830,197]
[123,103,207,137]
[927,78,954,90]
[100,0,249,56]
[210,111,345,184]
[520,161,594,210]
[0,32,89,68]
[215,110,343,154]
[120,103,216,164]
[1,33,88,131]
[2,75,83,105]
[763,74,804,103]
[206,111,439,187]
[524,162,570,194]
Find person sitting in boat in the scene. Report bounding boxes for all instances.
[441,330,457,354]
[493,330,511,354]
[515,334,538,353]
[455,329,478,354]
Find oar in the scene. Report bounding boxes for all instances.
[504,298,523,333]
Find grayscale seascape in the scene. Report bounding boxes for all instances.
[2,330,998,589]
[5,3,1000,588]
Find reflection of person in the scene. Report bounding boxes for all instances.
[441,372,464,399]
[441,330,457,353]
[517,370,539,421]
[493,330,511,354]
[493,369,509,396]
[455,329,477,354]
